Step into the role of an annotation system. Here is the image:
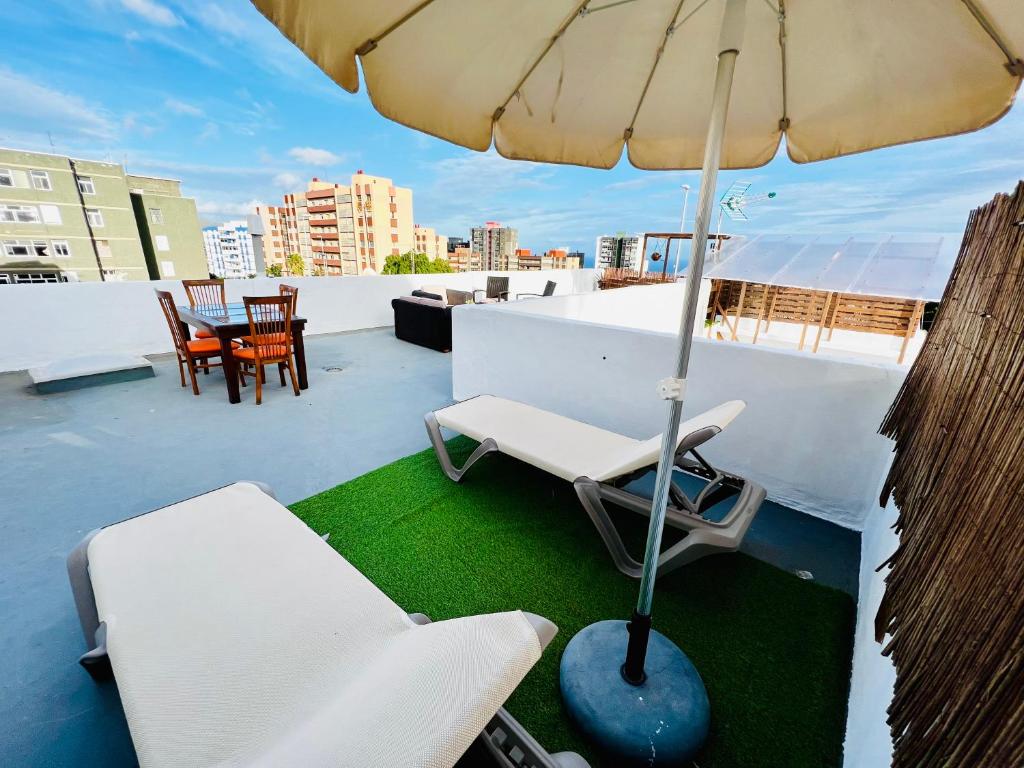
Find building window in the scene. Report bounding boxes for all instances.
[3,241,31,257]
[39,204,62,224]
[30,170,52,191]
[0,204,41,223]
[155,235,170,251]
[52,240,71,258]
[77,176,96,195]
[0,169,13,187]
[96,240,112,259]
[86,208,104,227]
[149,208,163,224]
[31,240,49,257]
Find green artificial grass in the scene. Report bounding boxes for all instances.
[291,438,856,768]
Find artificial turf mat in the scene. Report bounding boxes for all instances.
[290,437,856,768]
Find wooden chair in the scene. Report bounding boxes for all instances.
[240,284,299,348]
[155,290,238,396]
[183,279,226,339]
[517,280,557,300]
[474,276,510,303]
[234,295,300,405]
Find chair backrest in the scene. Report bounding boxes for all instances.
[183,279,226,310]
[486,276,509,299]
[242,295,293,359]
[155,290,188,357]
[543,280,556,297]
[279,283,299,315]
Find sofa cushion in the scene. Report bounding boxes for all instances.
[400,296,447,309]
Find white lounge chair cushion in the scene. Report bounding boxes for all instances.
[87,482,541,768]
[434,395,745,482]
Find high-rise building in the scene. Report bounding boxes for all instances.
[567,250,585,268]
[595,234,642,271]
[278,172,414,276]
[254,204,293,273]
[471,221,518,271]
[413,225,447,261]
[0,147,206,283]
[203,220,258,279]
[447,237,469,253]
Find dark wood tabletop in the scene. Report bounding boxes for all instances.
[177,302,308,404]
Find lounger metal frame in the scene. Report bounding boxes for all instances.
[426,412,765,579]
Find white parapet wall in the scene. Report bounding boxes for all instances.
[0,270,597,373]
[843,496,899,768]
[452,282,905,529]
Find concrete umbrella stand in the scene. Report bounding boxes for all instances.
[558,1,747,763]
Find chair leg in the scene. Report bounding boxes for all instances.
[255,369,263,405]
[185,357,200,396]
[287,355,300,396]
[278,363,286,387]
[239,368,247,387]
[259,365,266,384]
[176,357,186,388]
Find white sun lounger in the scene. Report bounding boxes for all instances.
[67,482,587,768]
[426,396,765,578]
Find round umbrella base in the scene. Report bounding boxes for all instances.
[559,620,709,766]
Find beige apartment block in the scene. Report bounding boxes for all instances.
[541,248,582,270]
[413,224,447,261]
[280,172,414,276]
[447,246,480,272]
[255,204,293,272]
[0,148,205,283]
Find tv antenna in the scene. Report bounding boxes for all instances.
[713,181,777,258]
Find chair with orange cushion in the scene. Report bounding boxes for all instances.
[240,284,299,347]
[155,290,239,396]
[182,279,226,340]
[234,295,300,405]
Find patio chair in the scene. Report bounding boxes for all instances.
[517,281,556,300]
[183,279,226,339]
[234,295,300,405]
[474,276,510,303]
[155,290,238,396]
[239,283,299,346]
[66,482,587,768]
[426,396,765,579]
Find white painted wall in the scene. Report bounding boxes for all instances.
[843,497,899,768]
[0,270,598,373]
[452,283,905,528]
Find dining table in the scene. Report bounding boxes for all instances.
[176,302,308,404]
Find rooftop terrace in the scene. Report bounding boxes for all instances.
[1,322,862,766]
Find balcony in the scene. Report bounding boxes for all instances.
[309,217,338,227]
[307,204,336,214]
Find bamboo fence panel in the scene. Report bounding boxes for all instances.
[877,181,1024,767]
[598,267,678,290]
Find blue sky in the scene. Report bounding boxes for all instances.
[2,0,1023,266]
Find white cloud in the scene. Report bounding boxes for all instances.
[164,98,203,117]
[273,172,303,189]
[196,197,261,219]
[121,0,183,27]
[0,68,118,141]
[287,146,342,166]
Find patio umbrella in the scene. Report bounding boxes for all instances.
[252,0,1022,762]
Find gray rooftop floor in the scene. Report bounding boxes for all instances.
[0,327,858,766]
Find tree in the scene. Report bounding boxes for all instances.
[285,253,305,276]
[381,251,454,275]
[266,264,283,277]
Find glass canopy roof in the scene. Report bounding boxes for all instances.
[704,234,951,301]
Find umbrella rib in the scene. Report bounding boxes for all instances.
[777,0,789,132]
[622,0,692,142]
[354,0,439,56]
[491,0,592,123]
[959,0,1024,76]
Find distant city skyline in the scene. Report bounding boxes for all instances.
[2,0,1023,268]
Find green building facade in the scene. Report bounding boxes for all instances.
[0,148,206,283]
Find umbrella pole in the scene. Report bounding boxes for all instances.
[622,6,744,685]
[560,3,747,764]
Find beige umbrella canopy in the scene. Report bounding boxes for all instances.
[252,0,1022,170]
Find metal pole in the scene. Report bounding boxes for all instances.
[622,0,745,684]
[673,185,691,276]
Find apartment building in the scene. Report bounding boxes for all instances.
[0,148,205,283]
[516,248,540,270]
[413,224,447,261]
[279,172,414,276]
[255,204,294,272]
[541,248,583,270]
[471,221,518,271]
[203,220,258,278]
[447,245,480,272]
[595,234,643,271]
